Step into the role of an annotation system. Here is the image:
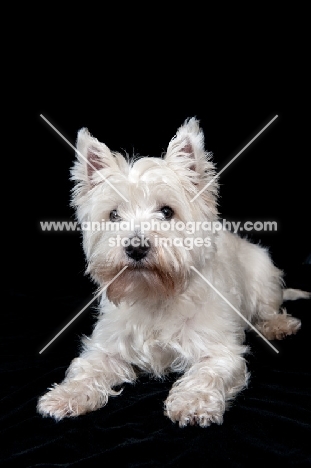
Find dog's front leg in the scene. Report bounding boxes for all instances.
[37,350,136,421]
[164,345,248,427]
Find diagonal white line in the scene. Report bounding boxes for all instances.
[40,114,129,203]
[190,266,279,353]
[191,115,278,202]
[39,266,128,354]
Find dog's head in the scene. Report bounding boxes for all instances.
[71,118,218,304]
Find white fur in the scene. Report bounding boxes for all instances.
[38,118,309,427]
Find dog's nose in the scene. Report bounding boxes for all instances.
[125,237,150,261]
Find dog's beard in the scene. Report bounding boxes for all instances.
[88,250,190,305]
[108,266,187,305]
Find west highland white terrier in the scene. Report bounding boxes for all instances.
[38,118,310,427]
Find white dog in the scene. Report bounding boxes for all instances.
[38,118,310,427]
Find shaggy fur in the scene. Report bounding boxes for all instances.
[37,118,310,427]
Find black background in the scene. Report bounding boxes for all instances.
[4,13,311,467]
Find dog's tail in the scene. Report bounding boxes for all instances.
[283,288,311,301]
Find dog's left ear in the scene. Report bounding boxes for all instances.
[164,118,218,196]
[72,128,120,186]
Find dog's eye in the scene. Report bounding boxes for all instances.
[160,206,174,220]
[109,210,121,222]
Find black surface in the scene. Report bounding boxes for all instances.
[3,277,311,466]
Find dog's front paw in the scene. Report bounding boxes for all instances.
[164,391,225,428]
[37,381,106,421]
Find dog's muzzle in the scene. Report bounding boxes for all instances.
[125,236,150,261]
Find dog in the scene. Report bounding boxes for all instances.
[37,118,310,427]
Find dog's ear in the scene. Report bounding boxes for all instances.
[165,118,205,172]
[72,128,119,186]
[164,117,218,193]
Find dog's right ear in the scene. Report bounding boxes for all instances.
[72,128,119,186]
